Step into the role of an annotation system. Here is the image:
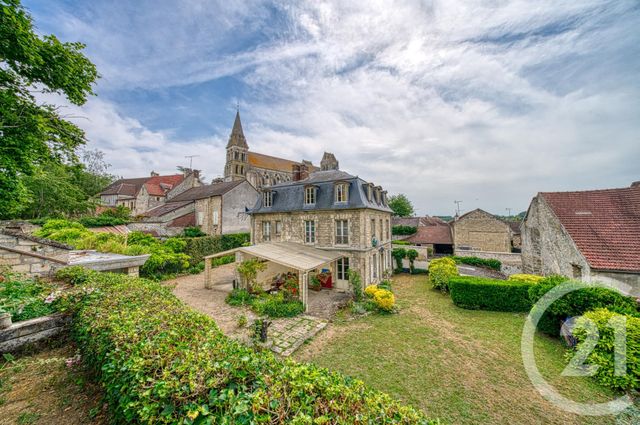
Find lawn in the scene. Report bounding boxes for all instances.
[295,274,632,424]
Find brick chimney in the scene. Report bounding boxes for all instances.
[299,163,309,181]
[150,170,159,177]
[292,164,301,181]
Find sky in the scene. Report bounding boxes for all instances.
[23,0,640,216]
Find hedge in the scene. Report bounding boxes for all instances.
[182,233,250,265]
[63,269,435,424]
[392,225,417,236]
[451,256,501,271]
[428,257,458,292]
[449,276,534,312]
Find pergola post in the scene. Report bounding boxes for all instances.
[298,270,309,312]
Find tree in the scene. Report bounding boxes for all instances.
[76,149,116,197]
[0,0,98,218]
[388,194,415,217]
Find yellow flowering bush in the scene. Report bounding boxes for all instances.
[364,285,379,297]
[508,274,544,284]
[373,288,395,312]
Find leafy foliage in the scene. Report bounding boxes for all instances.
[392,248,407,271]
[236,259,267,292]
[508,273,544,284]
[451,256,501,271]
[225,289,254,306]
[392,240,411,245]
[182,226,206,237]
[67,270,434,423]
[252,292,304,318]
[449,276,534,312]
[388,194,415,217]
[406,249,418,273]
[392,225,417,235]
[182,233,250,265]
[428,257,459,292]
[363,283,396,313]
[0,0,98,218]
[348,269,363,302]
[572,308,640,391]
[0,271,58,321]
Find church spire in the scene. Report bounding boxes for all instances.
[227,110,248,149]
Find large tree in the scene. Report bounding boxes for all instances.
[388,194,415,217]
[0,0,98,218]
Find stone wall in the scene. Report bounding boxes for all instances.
[195,197,222,235]
[127,222,183,237]
[453,209,512,253]
[0,314,70,353]
[0,231,70,277]
[221,181,257,234]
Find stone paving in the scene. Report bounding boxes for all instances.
[169,266,344,357]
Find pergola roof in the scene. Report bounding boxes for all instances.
[205,242,342,272]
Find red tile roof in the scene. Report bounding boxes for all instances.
[404,224,453,245]
[101,174,184,197]
[540,183,640,272]
[145,175,184,196]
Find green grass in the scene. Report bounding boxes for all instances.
[296,275,632,424]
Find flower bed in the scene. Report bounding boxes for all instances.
[60,269,434,424]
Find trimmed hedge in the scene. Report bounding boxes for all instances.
[392,225,417,236]
[182,233,250,265]
[528,275,640,336]
[451,256,501,271]
[449,276,534,312]
[65,270,434,424]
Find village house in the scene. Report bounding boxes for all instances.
[522,182,640,294]
[452,208,520,253]
[246,166,393,291]
[400,216,454,255]
[99,169,202,215]
[135,180,258,236]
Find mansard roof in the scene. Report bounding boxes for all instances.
[249,170,392,214]
[226,110,248,149]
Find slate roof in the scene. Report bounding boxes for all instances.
[250,170,393,214]
[169,180,244,202]
[100,174,184,197]
[540,183,640,272]
[392,217,421,228]
[143,200,193,218]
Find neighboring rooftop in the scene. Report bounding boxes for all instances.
[248,151,318,174]
[168,180,245,202]
[100,173,184,198]
[540,182,640,272]
[404,224,453,245]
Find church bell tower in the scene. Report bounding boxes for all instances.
[224,110,249,181]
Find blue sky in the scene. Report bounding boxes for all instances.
[24,0,640,215]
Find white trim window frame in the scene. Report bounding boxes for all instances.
[304,220,316,243]
[335,219,349,245]
[304,186,316,206]
[337,257,350,281]
[262,221,271,241]
[335,183,348,204]
[263,191,273,207]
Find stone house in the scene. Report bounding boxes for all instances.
[522,182,640,294]
[99,169,202,215]
[402,217,454,255]
[248,168,393,289]
[137,180,258,236]
[223,111,346,189]
[452,209,519,253]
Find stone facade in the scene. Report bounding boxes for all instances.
[251,209,392,288]
[0,231,70,276]
[522,195,640,295]
[452,209,514,253]
[195,196,222,235]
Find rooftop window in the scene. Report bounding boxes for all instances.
[304,186,316,205]
[335,182,349,204]
[263,191,273,207]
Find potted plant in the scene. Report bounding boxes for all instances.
[0,308,11,329]
[309,275,322,291]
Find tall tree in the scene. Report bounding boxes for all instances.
[388,194,415,217]
[0,0,98,218]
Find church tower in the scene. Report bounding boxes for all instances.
[224,110,249,181]
[320,152,339,171]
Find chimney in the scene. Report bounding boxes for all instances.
[299,163,309,181]
[292,164,301,181]
[632,181,640,188]
[150,170,159,177]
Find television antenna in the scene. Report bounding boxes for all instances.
[454,200,462,216]
[185,155,199,170]
[506,207,512,218]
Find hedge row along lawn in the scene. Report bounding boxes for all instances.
[449,276,534,312]
[59,268,436,424]
[451,256,502,271]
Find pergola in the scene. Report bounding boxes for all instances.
[204,242,343,311]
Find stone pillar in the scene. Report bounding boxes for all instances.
[204,257,212,289]
[127,266,139,277]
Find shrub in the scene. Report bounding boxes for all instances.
[100,205,131,220]
[373,289,395,312]
[182,233,249,265]
[451,256,501,271]
[406,249,418,273]
[378,279,392,291]
[572,308,640,391]
[392,248,407,271]
[364,284,379,297]
[428,257,459,292]
[182,226,206,237]
[449,276,534,312]
[78,215,128,227]
[68,271,434,423]
[348,269,363,301]
[163,237,187,253]
[0,272,58,321]
[55,266,93,286]
[252,292,304,318]
[211,255,235,268]
[127,231,158,246]
[528,276,640,336]
[392,240,411,245]
[34,219,85,238]
[508,274,544,284]
[236,259,267,293]
[392,225,417,235]
[226,289,254,306]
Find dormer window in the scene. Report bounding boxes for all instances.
[375,187,381,204]
[335,182,349,203]
[367,184,373,201]
[263,190,273,207]
[304,186,316,205]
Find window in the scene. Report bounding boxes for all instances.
[212,210,219,225]
[337,257,350,281]
[196,212,204,226]
[263,191,273,207]
[304,220,315,243]
[379,219,383,240]
[387,219,391,240]
[372,253,378,279]
[262,221,271,241]
[367,185,372,201]
[304,186,316,205]
[275,220,282,235]
[335,183,348,203]
[371,218,376,238]
[335,220,349,245]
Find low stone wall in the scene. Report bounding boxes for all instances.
[0,231,70,277]
[0,314,71,353]
[454,249,522,275]
[127,222,183,237]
